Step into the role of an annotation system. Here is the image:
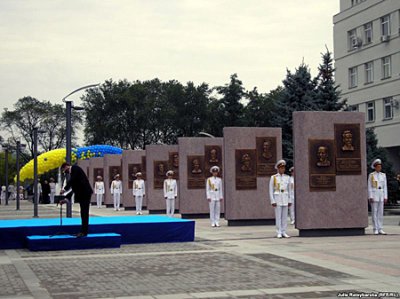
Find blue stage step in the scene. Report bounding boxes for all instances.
[0,216,195,249]
[26,233,121,251]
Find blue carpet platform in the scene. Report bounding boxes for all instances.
[27,233,122,251]
[0,216,195,250]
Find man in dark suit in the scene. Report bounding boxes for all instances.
[60,162,93,237]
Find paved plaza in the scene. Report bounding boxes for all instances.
[0,200,399,299]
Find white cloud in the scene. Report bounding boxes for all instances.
[0,0,339,110]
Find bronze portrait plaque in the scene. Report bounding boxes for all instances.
[109,166,122,186]
[334,123,361,175]
[235,149,257,190]
[168,152,179,180]
[154,160,168,189]
[204,145,223,177]
[256,137,277,176]
[187,155,205,189]
[93,168,104,185]
[128,164,142,189]
[308,139,336,192]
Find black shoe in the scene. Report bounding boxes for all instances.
[75,232,87,238]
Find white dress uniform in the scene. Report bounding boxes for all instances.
[288,175,295,224]
[206,176,223,227]
[49,182,56,204]
[94,181,105,208]
[133,179,145,214]
[110,180,123,211]
[368,170,387,234]
[0,186,6,205]
[8,185,15,200]
[37,182,42,203]
[163,178,177,217]
[269,172,292,237]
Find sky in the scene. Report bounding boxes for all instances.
[0,0,340,113]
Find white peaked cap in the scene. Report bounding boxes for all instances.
[274,159,286,170]
[371,158,382,169]
[136,172,142,176]
[210,166,220,173]
[166,170,174,176]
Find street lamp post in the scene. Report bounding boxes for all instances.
[33,128,45,218]
[4,144,9,205]
[62,83,99,217]
[33,128,39,217]
[199,132,216,138]
[16,140,26,211]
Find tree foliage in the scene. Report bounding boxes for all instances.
[315,49,346,111]
[82,79,211,148]
[0,97,83,158]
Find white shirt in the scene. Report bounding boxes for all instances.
[95,181,105,194]
[110,180,122,194]
[269,173,291,206]
[289,176,295,201]
[206,176,223,201]
[49,182,56,193]
[163,179,177,199]
[368,171,387,201]
[133,179,145,197]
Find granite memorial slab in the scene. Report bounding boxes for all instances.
[179,137,224,218]
[293,112,368,236]
[223,127,282,226]
[146,145,179,214]
[88,157,104,204]
[103,154,123,207]
[122,150,146,209]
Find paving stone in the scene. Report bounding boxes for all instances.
[0,264,31,297]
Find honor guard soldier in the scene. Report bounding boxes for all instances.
[133,172,145,215]
[164,170,177,217]
[269,160,292,238]
[206,166,223,227]
[110,174,122,211]
[368,159,387,235]
[94,176,105,208]
[288,166,295,225]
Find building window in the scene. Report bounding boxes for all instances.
[383,97,393,119]
[381,14,391,36]
[348,29,357,49]
[349,104,359,112]
[349,67,358,88]
[382,56,391,79]
[367,101,375,122]
[365,61,373,84]
[364,22,373,43]
[351,0,366,6]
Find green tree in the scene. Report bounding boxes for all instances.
[83,79,132,147]
[170,81,211,138]
[315,49,346,111]
[244,86,282,127]
[0,97,82,158]
[209,74,245,136]
[83,79,212,148]
[274,63,318,164]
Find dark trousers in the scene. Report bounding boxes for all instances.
[78,198,91,235]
